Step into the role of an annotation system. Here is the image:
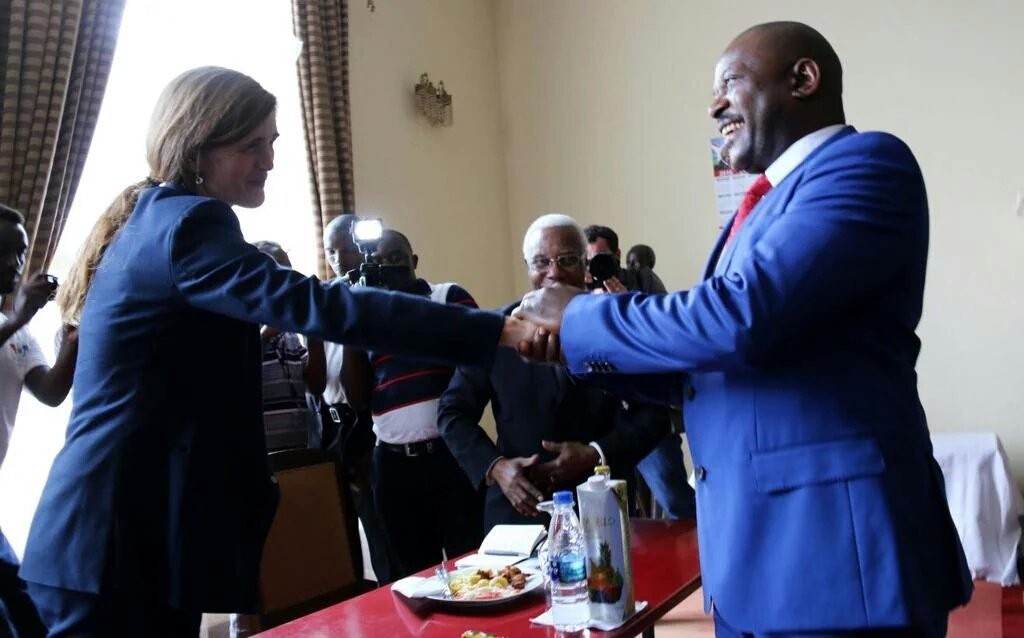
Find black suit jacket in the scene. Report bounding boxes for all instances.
[437,302,669,530]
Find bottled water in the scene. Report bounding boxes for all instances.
[547,490,590,631]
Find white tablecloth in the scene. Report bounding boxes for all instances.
[931,432,1023,585]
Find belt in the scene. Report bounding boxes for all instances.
[378,438,444,457]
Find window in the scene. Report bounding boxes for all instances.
[0,0,318,555]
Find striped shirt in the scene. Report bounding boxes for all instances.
[370,280,477,444]
[262,332,317,450]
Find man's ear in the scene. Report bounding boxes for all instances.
[790,58,821,99]
[412,254,419,270]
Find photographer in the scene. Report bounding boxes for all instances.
[342,229,484,580]
[0,204,77,637]
[584,225,666,295]
[320,214,395,585]
[584,224,695,520]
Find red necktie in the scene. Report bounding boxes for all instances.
[726,174,772,244]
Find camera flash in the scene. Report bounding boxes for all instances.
[353,218,383,243]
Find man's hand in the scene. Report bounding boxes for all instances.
[512,284,586,335]
[529,441,600,492]
[13,273,55,326]
[601,276,628,294]
[490,455,545,516]
[516,328,564,366]
[499,315,540,350]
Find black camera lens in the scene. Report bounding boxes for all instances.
[587,253,620,285]
[44,274,58,300]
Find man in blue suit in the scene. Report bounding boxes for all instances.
[515,22,972,637]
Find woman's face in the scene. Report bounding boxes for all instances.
[196,112,277,208]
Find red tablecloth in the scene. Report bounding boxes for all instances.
[258,519,700,638]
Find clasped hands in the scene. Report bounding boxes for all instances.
[489,441,602,516]
[498,283,591,365]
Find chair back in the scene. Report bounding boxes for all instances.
[259,448,358,624]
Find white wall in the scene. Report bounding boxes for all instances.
[493,0,1024,480]
[348,0,515,309]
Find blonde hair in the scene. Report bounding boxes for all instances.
[57,67,276,325]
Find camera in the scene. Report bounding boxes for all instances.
[587,253,620,290]
[348,217,408,289]
[45,274,59,300]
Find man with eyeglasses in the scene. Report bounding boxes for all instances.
[438,214,668,530]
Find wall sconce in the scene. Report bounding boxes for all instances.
[414,73,453,127]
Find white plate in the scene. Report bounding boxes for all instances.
[427,567,544,609]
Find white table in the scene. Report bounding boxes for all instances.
[931,432,1023,585]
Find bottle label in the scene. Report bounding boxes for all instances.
[556,553,586,584]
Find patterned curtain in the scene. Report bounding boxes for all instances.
[292,0,357,280]
[0,0,125,279]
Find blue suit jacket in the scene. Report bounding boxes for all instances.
[20,185,503,612]
[559,128,972,632]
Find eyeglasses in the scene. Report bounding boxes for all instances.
[528,254,584,272]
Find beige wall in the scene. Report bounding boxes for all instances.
[493,0,1024,479]
[351,0,1024,480]
[349,0,515,309]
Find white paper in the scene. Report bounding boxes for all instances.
[477,524,546,558]
[530,600,649,631]
[390,575,446,599]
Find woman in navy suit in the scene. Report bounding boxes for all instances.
[19,67,532,636]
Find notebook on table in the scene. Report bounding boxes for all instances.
[454,524,547,569]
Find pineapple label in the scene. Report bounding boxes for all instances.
[577,469,636,623]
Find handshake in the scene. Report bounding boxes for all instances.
[498,284,595,365]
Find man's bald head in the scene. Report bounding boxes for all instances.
[731,21,843,105]
[324,214,362,278]
[711,22,846,173]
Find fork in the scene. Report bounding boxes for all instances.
[435,548,453,598]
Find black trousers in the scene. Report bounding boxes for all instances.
[372,444,484,579]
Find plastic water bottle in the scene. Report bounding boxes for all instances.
[547,490,590,631]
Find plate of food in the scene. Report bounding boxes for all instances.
[430,565,543,608]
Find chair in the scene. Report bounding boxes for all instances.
[257,448,371,629]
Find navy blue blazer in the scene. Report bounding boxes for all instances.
[558,129,972,632]
[19,185,503,612]
[437,302,669,530]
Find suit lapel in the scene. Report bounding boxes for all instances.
[703,220,732,280]
[708,126,859,278]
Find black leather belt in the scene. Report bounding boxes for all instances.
[378,438,444,457]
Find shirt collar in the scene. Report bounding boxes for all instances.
[764,124,847,187]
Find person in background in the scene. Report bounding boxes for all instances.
[19,66,535,635]
[438,215,668,530]
[625,243,656,271]
[584,224,695,520]
[321,214,395,585]
[516,22,971,636]
[0,204,77,638]
[252,240,326,451]
[343,229,484,579]
[584,225,666,294]
[625,243,666,291]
